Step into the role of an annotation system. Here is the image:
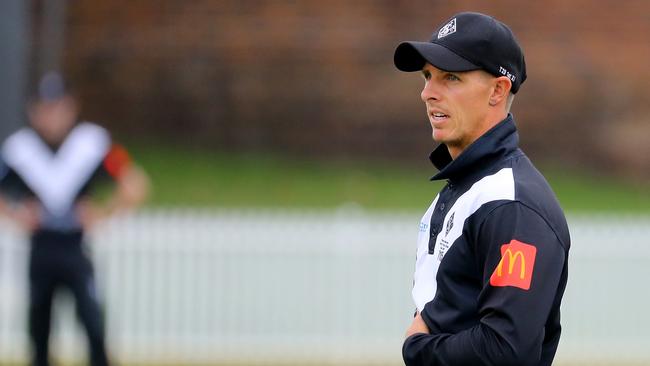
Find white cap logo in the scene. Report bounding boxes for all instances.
[437,18,457,39]
[499,66,517,82]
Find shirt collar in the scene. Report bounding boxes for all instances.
[429,114,520,182]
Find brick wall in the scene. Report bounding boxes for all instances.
[59,1,650,177]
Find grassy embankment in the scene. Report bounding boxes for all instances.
[128,145,650,213]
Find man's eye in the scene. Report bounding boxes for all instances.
[445,74,460,81]
[422,72,431,80]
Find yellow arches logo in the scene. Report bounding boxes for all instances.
[489,239,537,290]
[495,249,526,279]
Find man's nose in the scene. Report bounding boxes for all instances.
[421,81,440,103]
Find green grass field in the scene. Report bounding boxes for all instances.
[129,145,650,213]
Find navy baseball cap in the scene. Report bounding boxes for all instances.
[394,12,527,93]
[35,71,67,101]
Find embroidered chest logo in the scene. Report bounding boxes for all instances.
[437,239,450,261]
[445,212,454,236]
[437,18,457,39]
[436,212,455,261]
[489,239,537,290]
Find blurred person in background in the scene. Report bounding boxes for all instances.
[0,71,149,366]
[393,12,570,366]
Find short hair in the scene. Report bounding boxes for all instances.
[506,92,515,112]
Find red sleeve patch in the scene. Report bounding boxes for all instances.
[489,239,537,290]
[103,144,132,178]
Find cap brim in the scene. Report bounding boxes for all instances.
[394,41,480,72]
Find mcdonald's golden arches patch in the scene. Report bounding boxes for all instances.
[490,239,537,290]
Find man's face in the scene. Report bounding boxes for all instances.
[420,63,496,157]
[28,96,77,146]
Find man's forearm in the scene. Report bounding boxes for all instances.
[403,322,532,366]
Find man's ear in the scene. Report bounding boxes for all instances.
[489,76,512,106]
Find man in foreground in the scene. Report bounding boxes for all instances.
[393,12,570,365]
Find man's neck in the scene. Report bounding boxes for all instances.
[447,111,508,160]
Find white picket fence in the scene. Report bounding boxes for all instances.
[1,209,649,365]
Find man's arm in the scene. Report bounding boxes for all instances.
[77,145,150,229]
[403,202,567,366]
[0,197,40,231]
[0,160,40,231]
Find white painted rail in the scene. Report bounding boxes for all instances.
[1,209,649,365]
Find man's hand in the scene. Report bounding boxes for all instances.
[10,201,40,231]
[405,311,430,339]
[76,199,108,231]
